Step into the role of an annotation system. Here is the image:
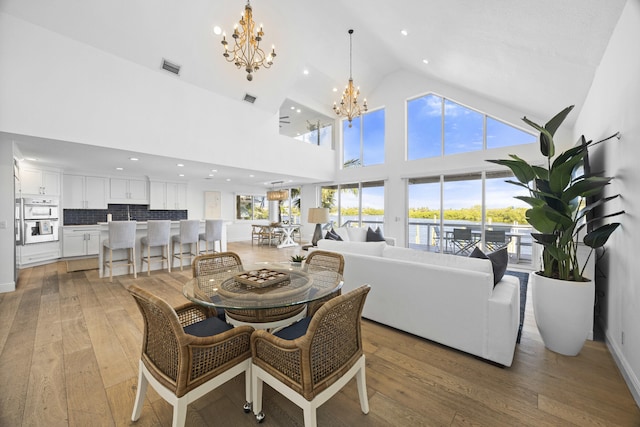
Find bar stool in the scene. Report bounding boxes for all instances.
[103,221,137,282]
[199,219,223,254]
[140,220,171,275]
[171,220,200,271]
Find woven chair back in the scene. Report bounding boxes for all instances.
[192,252,243,278]
[129,286,182,390]
[307,284,370,390]
[305,250,345,274]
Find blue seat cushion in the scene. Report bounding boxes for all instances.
[183,316,233,337]
[274,316,313,340]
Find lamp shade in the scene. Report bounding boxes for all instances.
[308,207,329,224]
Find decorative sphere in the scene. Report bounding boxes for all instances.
[246,73,253,81]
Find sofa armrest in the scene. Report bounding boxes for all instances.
[384,237,396,246]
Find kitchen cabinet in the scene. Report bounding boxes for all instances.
[109,178,148,204]
[63,174,107,209]
[63,226,100,257]
[19,241,61,266]
[21,168,60,196]
[149,181,187,209]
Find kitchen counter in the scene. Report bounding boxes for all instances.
[98,220,228,278]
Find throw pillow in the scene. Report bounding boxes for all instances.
[366,226,386,242]
[469,247,508,286]
[324,229,343,241]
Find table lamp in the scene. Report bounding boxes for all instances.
[308,207,329,246]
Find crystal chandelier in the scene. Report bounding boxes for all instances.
[333,29,367,127]
[221,0,276,81]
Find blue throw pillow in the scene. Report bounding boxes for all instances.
[469,247,508,286]
[366,226,385,242]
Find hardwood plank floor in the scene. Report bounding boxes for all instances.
[1,241,639,426]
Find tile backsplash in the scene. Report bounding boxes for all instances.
[63,204,187,225]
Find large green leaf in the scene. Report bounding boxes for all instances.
[486,158,535,183]
[545,245,571,262]
[577,195,620,220]
[527,205,573,233]
[544,105,575,137]
[532,166,549,180]
[531,232,557,245]
[562,176,612,202]
[549,151,586,193]
[552,135,588,169]
[522,116,555,157]
[584,223,621,248]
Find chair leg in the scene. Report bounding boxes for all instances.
[303,407,316,427]
[132,247,137,278]
[251,367,263,417]
[172,399,188,427]
[166,244,171,273]
[109,248,113,282]
[356,361,369,414]
[131,362,148,421]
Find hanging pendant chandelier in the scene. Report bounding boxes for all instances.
[333,29,368,127]
[266,181,288,201]
[221,0,276,81]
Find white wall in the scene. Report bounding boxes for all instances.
[0,138,16,292]
[573,0,640,405]
[0,12,336,182]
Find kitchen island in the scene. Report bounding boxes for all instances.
[98,220,228,278]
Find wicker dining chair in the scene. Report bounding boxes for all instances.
[250,284,371,427]
[128,285,254,427]
[304,250,344,317]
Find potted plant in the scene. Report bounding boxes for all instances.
[488,105,623,355]
[290,254,306,266]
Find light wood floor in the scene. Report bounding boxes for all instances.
[1,241,639,426]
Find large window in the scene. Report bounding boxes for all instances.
[407,172,532,264]
[236,195,268,220]
[321,181,385,231]
[343,109,385,167]
[407,94,535,160]
[279,187,301,224]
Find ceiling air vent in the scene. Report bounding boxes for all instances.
[243,93,257,104]
[161,59,181,75]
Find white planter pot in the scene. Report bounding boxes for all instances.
[531,272,594,356]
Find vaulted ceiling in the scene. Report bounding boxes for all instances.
[1,0,626,184]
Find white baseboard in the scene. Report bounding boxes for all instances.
[0,281,16,293]
[605,328,640,408]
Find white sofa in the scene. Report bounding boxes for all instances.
[314,240,520,366]
[320,226,396,246]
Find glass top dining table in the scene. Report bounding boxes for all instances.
[182,261,343,311]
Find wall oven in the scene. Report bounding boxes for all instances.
[22,197,60,244]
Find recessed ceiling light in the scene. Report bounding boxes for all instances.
[208,174,214,177]
[296,109,301,113]
[129,157,139,161]
[290,106,295,110]
[177,163,184,167]
[226,178,231,182]
[116,167,124,171]
[332,87,338,92]
[303,69,309,75]
[211,169,217,172]
[178,173,185,177]
[213,25,222,35]
[401,29,408,36]
[249,174,255,178]
[422,59,430,65]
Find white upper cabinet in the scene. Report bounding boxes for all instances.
[21,168,60,196]
[109,178,148,204]
[149,181,187,210]
[63,174,107,209]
